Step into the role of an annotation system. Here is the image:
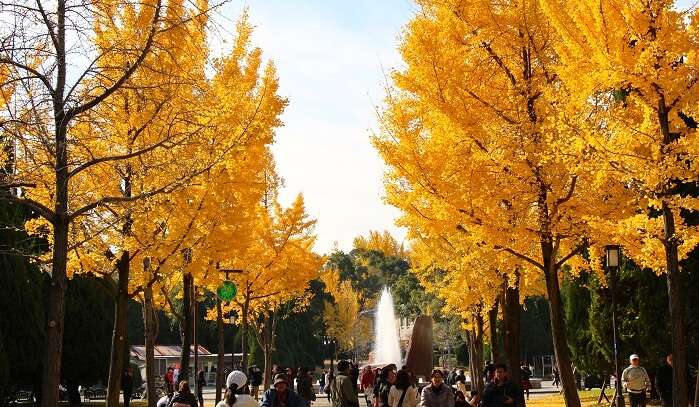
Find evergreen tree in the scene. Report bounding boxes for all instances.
[0,201,46,397]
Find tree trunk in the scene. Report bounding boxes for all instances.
[41,2,69,398]
[107,252,130,407]
[261,315,274,391]
[144,284,157,407]
[41,216,68,407]
[503,273,522,406]
[663,206,689,407]
[240,297,249,371]
[180,273,193,384]
[216,299,225,405]
[193,289,199,396]
[502,273,521,386]
[488,300,499,363]
[468,312,485,393]
[543,240,581,407]
[657,97,689,407]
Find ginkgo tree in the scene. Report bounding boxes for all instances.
[539,1,699,404]
[0,1,288,405]
[110,16,285,403]
[372,1,628,404]
[219,192,322,388]
[321,268,371,361]
[0,1,197,404]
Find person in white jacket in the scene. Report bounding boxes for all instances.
[622,354,651,407]
[216,371,258,407]
[388,370,419,407]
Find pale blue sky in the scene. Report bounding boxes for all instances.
[211,0,697,254]
[212,0,417,254]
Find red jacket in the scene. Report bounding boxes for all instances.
[360,370,375,391]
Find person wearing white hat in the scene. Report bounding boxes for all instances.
[622,354,650,407]
[217,371,258,407]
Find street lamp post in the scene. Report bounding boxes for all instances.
[323,338,336,372]
[216,266,243,368]
[605,245,625,407]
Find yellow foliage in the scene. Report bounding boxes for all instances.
[321,268,372,352]
[353,230,408,259]
[539,0,699,272]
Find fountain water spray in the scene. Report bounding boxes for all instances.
[373,287,402,367]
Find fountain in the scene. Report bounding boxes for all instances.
[373,287,402,367]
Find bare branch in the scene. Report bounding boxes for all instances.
[35,0,59,51]
[494,245,544,270]
[67,99,169,179]
[0,57,55,96]
[554,241,588,270]
[66,0,163,120]
[0,190,55,222]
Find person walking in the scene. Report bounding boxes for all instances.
[655,353,674,407]
[319,370,327,395]
[482,364,523,407]
[165,367,176,396]
[296,367,316,407]
[551,366,560,388]
[331,361,360,407]
[484,362,496,384]
[388,370,418,407]
[350,363,361,393]
[168,381,198,407]
[216,371,257,407]
[520,362,532,401]
[622,354,650,407]
[196,370,206,407]
[361,366,376,397]
[420,369,454,407]
[326,371,335,403]
[261,373,306,407]
[252,366,263,400]
[377,369,397,407]
[122,367,134,407]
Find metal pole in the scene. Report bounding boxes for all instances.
[193,283,198,394]
[610,266,625,407]
[331,340,335,373]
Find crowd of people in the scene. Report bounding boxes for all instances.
[332,362,520,407]
[147,351,690,407]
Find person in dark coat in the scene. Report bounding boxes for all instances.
[296,367,316,406]
[378,370,397,407]
[350,363,361,392]
[197,370,206,407]
[655,353,693,407]
[482,364,523,407]
[168,381,198,407]
[261,374,306,407]
[520,362,532,400]
[122,367,134,407]
[484,362,495,384]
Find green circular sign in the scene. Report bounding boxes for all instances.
[217,280,237,301]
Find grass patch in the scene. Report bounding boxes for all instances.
[528,390,661,407]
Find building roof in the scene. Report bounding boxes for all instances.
[130,345,211,360]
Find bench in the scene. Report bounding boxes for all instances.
[84,388,107,401]
[8,390,35,406]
